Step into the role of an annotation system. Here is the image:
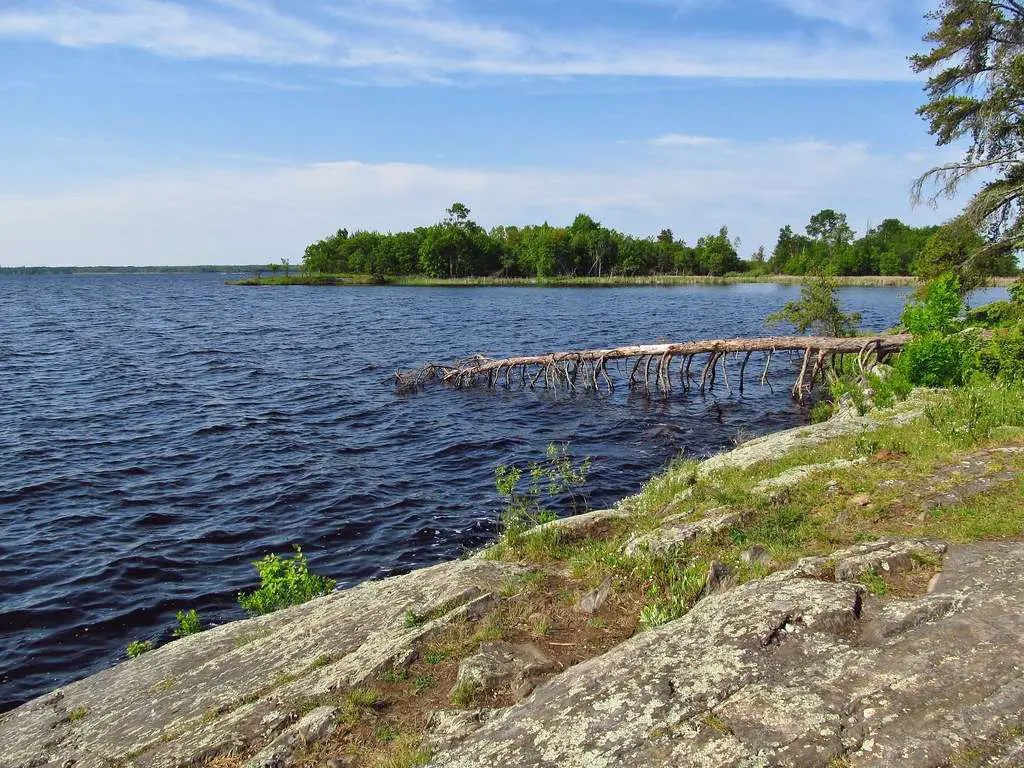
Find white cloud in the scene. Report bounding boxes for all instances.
[0,139,966,266]
[768,0,895,36]
[651,134,731,147]
[0,0,919,82]
[625,0,900,37]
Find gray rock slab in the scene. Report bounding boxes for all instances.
[831,538,948,582]
[429,540,1024,767]
[519,509,630,540]
[426,709,494,751]
[622,508,745,557]
[574,577,612,615]
[751,457,868,495]
[697,392,931,478]
[0,558,522,768]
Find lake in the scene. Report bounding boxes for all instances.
[0,275,1005,711]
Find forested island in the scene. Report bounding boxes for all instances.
[297,204,1020,282]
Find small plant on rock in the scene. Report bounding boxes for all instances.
[126,639,154,658]
[450,679,483,708]
[238,545,336,617]
[173,609,203,638]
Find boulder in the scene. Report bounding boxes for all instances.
[739,545,774,568]
[574,577,612,615]
[453,642,559,698]
[700,560,737,598]
[426,709,493,750]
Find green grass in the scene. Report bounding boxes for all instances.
[491,378,1024,633]
[412,675,436,694]
[339,688,381,725]
[67,706,87,722]
[423,648,448,665]
[450,679,483,708]
[858,570,889,596]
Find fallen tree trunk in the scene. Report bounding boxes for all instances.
[396,334,912,401]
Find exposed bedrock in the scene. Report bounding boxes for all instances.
[0,559,524,768]
[429,540,1024,767]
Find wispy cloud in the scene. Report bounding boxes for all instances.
[0,137,964,266]
[769,0,896,36]
[623,0,900,37]
[0,0,919,83]
[214,71,314,91]
[651,134,731,147]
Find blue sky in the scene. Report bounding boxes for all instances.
[0,0,967,266]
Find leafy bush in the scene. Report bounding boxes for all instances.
[238,546,337,617]
[867,369,913,408]
[979,323,1024,382]
[1009,278,1024,306]
[895,332,978,388]
[126,639,153,658]
[894,273,980,387]
[901,273,964,336]
[965,300,1023,329]
[173,609,203,638]
[494,443,590,540]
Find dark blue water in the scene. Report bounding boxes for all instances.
[0,275,1004,711]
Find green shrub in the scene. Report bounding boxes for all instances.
[979,323,1024,382]
[901,273,964,336]
[1009,278,1024,306]
[126,640,153,658]
[173,609,203,638]
[894,274,981,387]
[895,332,978,388]
[868,369,913,408]
[965,300,1023,329]
[238,546,336,617]
[765,274,861,336]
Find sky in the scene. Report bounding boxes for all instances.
[0,0,970,267]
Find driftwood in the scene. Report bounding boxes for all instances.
[396,334,912,401]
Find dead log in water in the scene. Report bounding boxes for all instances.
[396,334,912,401]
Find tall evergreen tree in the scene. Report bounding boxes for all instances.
[911,0,1024,290]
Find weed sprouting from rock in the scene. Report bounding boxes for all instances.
[238,545,336,617]
[126,640,153,659]
[172,609,203,638]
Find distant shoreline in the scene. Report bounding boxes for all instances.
[227,273,1018,288]
[0,265,265,275]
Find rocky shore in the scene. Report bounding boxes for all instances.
[4,390,1023,768]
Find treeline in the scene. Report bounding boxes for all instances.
[302,204,1020,279]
